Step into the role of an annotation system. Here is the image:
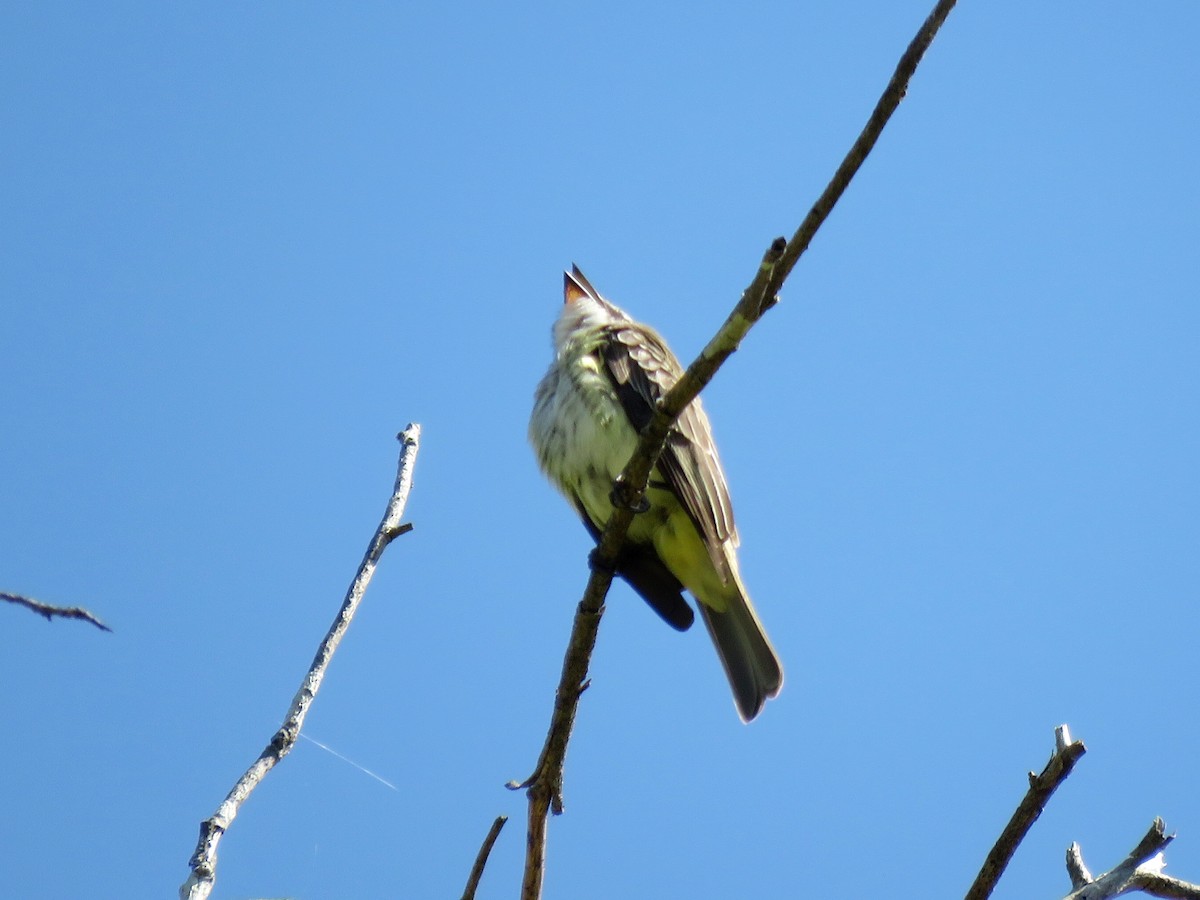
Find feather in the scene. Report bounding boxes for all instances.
[599,324,737,576]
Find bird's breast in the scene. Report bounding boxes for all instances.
[530,353,640,523]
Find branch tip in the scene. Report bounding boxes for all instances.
[1066,842,1092,889]
[1055,724,1073,751]
[461,815,508,900]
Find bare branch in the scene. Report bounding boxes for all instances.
[179,425,421,900]
[770,0,960,293]
[1068,842,1095,889]
[513,2,961,897]
[1063,819,1200,899]
[1136,873,1200,900]
[1,590,112,632]
[965,724,1087,900]
[461,815,508,900]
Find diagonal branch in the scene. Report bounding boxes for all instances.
[461,815,508,900]
[2,590,112,632]
[966,724,1088,900]
[1135,873,1200,900]
[512,2,960,898]
[179,425,421,900]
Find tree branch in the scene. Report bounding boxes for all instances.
[461,815,508,900]
[1136,874,1200,900]
[179,425,421,900]
[1,590,112,632]
[1063,819,1200,899]
[512,2,960,897]
[771,0,959,292]
[966,724,1088,900]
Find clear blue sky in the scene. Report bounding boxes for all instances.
[3,3,1197,897]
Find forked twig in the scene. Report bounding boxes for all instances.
[1064,818,1200,899]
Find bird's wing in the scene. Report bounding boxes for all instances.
[600,323,738,562]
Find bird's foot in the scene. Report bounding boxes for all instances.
[587,548,616,574]
[609,479,650,513]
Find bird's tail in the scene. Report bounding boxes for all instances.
[698,587,783,722]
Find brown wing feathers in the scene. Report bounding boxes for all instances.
[599,325,737,566]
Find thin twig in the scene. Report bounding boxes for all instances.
[513,2,960,898]
[770,0,959,293]
[965,724,1088,900]
[1064,818,1200,899]
[1,590,112,632]
[461,815,508,900]
[179,425,421,900]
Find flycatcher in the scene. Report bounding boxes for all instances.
[530,265,783,721]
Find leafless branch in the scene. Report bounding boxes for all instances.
[1063,819,1200,899]
[1,590,112,632]
[1135,874,1200,900]
[966,724,1088,900]
[461,815,508,900]
[512,1,960,897]
[179,425,421,900]
[1069,841,1096,889]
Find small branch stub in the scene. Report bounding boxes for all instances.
[1056,724,1074,753]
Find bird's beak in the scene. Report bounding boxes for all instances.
[564,264,598,305]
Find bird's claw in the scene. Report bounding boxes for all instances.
[609,485,650,513]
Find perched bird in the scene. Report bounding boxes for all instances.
[530,265,783,721]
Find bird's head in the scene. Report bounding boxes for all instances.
[553,265,630,350]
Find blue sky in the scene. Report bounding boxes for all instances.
[2,2,1197,897]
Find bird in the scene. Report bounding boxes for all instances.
[529,265,783,721]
